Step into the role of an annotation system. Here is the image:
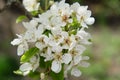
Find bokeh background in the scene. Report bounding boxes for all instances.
[0,0,120,80]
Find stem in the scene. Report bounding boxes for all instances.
[45,0,48,11]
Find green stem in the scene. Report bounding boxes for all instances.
[45,0,48,11]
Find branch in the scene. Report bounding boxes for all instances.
[0,4,9,13]
[15,1,32,20]
[0,0,32,20]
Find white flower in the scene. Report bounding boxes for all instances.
[23,0,40,12]
[20,62,32,76]
[19,56,39,76]
[76,29,92,45]
[50,0,72,23]
[35,35,49,50]
[11,34,28,56]
[51,60,62,73]
[17,42,28,56]
[71,68,82,77]
[35,24,45,39]
[76,6,95,28]
[36,10,52,25]
[51,52,72,73]
[71,2,80,12]
[30,56,40,71]
[23,20,38,30]
[61,32,76,49]
[23,20,38,42]
[48,28,64,46]
[69,44,86,65]
[62,53,72,64]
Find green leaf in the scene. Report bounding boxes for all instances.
[28,71,40,79]
[31,11,39,16]
[20,47,39,63]
[16,15,27,23]
[50,66,64,80]
[40,56,51,69]
[43,29,52,37]
[13,70,23,75]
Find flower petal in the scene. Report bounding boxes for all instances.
[62,53,72,64]
[74,55,82,65]
[17,44,24,56]
[71,68,82,77]
[20,63,32,72]
[51,60,62,73]
[85,17,95,25]
[11,39,21,45]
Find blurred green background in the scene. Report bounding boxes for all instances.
[0,0,120,80]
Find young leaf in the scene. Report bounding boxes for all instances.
[16,15,27,23]
[13,70,23,75]
[20,47,39,63]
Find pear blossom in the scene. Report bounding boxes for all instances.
[19,62,32,76]
[19,56,39,76]
[12,0,95,78]
[71,68,82,77]
[76,29,92,45]
[11,34,28,56]
[76,6,95,28]
[23,0,40,12]
[51,52,72,73]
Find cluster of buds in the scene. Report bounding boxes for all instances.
[11,0,94,79]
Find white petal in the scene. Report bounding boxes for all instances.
[32,61,39,71]
[71,2,80,12]
[74,55,82,65]
[47,47,52,55]
[30,56,37,63]
[62,54,72,64]
[82,56,90,60]
[11,39,21,45]
[52,45,62,53]
[35,25,44,38]
[20,63,32,72]
[35,42,45,50]
[75,45,86,54]
[51,60,62,73]
[81,21,88,28]
[79,61,90,68]
[71,68,81,77]
[17,44,24,56]
[85,17,95,25]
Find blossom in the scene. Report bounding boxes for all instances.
[76,6,95,28]
[50,0,72,23]
[11,34,28,56]
[71,67,82,77]
[19,56,39,76]
[12,0,95,78]
[19,62,32,76]
[76,29,92,45]
[23,20,38,42]
[23,0,40,12]
[51,52,72,73]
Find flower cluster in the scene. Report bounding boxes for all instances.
[11,0,94,79]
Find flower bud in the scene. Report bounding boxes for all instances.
[40,73,45,80]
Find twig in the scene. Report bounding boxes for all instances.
[0,4,9,13]
[0,0,32,20]
[13,1,32,20]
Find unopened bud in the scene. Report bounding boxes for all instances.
[49,0,54,6]
[40,73,45,80]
